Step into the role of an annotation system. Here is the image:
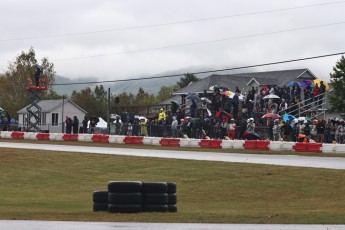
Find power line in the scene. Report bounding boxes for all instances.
[52,21,345,62]
[1,0,344,42]
[53,51,345,86]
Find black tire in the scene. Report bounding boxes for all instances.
[144,204,168,212]
[168,205,177,212]
[93,191,109,203]
[108,192,142,205]
[144,193,168,205]
[168,194,177,205]
[108,181,142,193]
[167,182,176,194]
[142,182,167,194]
[93,202,108,212]
[108,204,143,213]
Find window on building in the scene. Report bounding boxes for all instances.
[38,113,47,126]
[52,113,59,126]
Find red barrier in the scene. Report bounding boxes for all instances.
[244,140,257,149]
[124,136,143,145]
[199,139,222,148]
[160,138,180,147]
[37,133,50,140]
[256,140,270,150]
[100,135,109,143]
[63,134,78,141]
[11,132,24,139]
[293,142,308,152]
[92,134,102,142]
[307,143,322,153]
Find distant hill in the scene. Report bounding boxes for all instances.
[53,75,181,96]
[52,67,255,96]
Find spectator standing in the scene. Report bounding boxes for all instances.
[228,118,236,140]
[72,116,79,134]
[272,119,281,141]
[89,118,96,134]
[82,116,88,133]
[316,119,325,143]
[139,118,148,136]
[282,120,292,141]
[319,81,326,106]
[65,116,72,134]
[171,116,178,138]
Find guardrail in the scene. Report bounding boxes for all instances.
[1,131,345,154]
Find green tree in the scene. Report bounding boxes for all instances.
[0,47,55,118]
[329,55,345,112]
[176,73,199,89]
[156,85,179,103]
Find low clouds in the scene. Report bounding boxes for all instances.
[1,0,344,81]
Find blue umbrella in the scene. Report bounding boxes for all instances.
[186,92,200,101]
[287,81,302,87]
[282,114,296,122]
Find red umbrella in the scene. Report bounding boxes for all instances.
[261,113,281,119]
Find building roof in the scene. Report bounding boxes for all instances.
[17,98,87,114]
[173,68,317,95]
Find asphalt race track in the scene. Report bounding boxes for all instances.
[1,141,344,229]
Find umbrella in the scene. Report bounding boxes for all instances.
[297,117,311,123]
[301,80,314,89]
[222,90,233,96]
[186,92,200,101]
[229,93,244,101]
[201,97,212,104]
[313,79,329,90]
[242,131,263,140]
[209,85,228,91]
[282,114,296,122]
[261,113,281,119]
[170,100,180,108]
[287,81,302,87]
[263,94,280,100]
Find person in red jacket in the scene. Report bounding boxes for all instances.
[313,84,320,107]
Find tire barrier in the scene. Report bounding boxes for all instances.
[167,182,177,212]
[2,130,345,153]
[93,181,177,213]
[93,191,109,212]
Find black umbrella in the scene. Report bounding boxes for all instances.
[186,92,200,101]
[171,100,180,108]
[242,131,263,140]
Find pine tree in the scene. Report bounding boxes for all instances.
[329,55,345,112]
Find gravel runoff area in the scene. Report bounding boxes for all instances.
[1,142,345,230]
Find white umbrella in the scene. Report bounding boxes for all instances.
[263,94,280,100]
[201,97,212,104]
[229,93,244,101]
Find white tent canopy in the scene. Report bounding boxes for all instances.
[88,117,107,129]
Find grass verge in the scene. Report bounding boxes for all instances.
[0,146,344,224]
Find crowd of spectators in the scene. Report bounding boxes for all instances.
[108,82,344,144]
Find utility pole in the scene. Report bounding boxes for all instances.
[107,88,110,134]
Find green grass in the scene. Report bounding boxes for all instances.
[0,146,345,224]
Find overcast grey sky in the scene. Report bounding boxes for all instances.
[1,0,345,82]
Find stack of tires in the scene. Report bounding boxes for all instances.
[167,182,177,212]
[92,190,108,212]
[142,182,168,212]
[107,181,143,213]
[92,181,177,213]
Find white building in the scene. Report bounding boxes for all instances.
[17,99,87,133]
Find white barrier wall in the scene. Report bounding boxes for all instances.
[1,131,345,155]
